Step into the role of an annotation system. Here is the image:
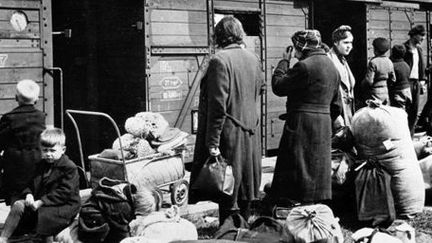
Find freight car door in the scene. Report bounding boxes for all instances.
[146,0,210,163]
[0,0,52,122]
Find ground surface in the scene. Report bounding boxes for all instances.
[1,156,432,242]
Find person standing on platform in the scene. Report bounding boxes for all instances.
[328,25,355,130]
[361,37,395,105]
[0,79,46,206]
[403,25,427,135]
[269,29,342,205]
[188,16,265,225]
[389,44,412,111]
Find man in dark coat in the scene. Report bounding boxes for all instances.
[189,16,265,224]
[403,25,427,135]
[269,30,342,205]
[0,128,80,243]
[0,79,46,205]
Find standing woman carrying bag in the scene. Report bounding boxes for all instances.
[188,16,265,225]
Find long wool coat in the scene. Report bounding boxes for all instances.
[189,44,265,204]
[23,154,81,235]
[328,48,355,127]
[0,104,45,204]
[270,50,342,203]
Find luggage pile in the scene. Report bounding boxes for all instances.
[351,100,425,219]
[110,111,189,160]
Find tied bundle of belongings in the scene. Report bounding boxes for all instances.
[120,205,198,243]
[284,204,344,243]
[110,112,189,160]
[354,159,395,227]
[78,177,137,243]
[351,100,424,218]
[351,221,415,243]
[214,213,292,243]
[190,155,234,203]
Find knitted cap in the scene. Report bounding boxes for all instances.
[291,29,322,52]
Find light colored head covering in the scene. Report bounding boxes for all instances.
[16,79,39,103]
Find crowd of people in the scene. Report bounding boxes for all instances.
[0,14,429,242]
[189,15,429,229]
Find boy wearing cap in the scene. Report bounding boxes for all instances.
[269,29,342,204]
[362,37,396,105]
[389,44,412,111]
[404,25,427,135]
[0,79,46,206]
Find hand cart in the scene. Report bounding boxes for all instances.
[66,109,189,206]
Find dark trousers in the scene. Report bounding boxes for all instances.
[408,79,420,136]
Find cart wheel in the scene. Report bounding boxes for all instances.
[170,180,189,206]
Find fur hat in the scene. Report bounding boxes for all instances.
[409,25,426,37]
[372,37,390,55]
[291,29,322,52]
[16,79,39,104]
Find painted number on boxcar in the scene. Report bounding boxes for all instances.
[0,54,8,67]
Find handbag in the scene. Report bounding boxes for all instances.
[190,155,235,202]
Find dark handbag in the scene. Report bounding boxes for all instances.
[191,155,234,202]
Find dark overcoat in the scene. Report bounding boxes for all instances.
[23,154,81,235]
[189,44,265,205]
[270,50,342,203]
[0,104,45,204]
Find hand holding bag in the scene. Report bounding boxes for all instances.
[191,155,235,202]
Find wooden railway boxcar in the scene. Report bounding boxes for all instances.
[0,0,53,124]
[7,0,431,163]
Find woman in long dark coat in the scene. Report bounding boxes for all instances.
[189,16,265,224]
[269,30,342,205]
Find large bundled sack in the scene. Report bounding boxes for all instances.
[285,204,344,243]
[351,101,424,216]
[125,205,198,242]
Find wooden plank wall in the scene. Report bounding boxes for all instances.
[366,6,428,61]
[148,0,208,162]
[214,0,260,12]
[149,0,208,46]
[366,5,430,125]
[265,0,309,150]
[0,1,45,116]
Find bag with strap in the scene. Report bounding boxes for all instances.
[190,155,234,203]
[354,159,395,228]
[78,177,137,243]
[214,213,293,243]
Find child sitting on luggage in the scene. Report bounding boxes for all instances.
[362,37,396,105]
[0,128,81,243]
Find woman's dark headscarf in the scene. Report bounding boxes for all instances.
[215,16,245,48]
